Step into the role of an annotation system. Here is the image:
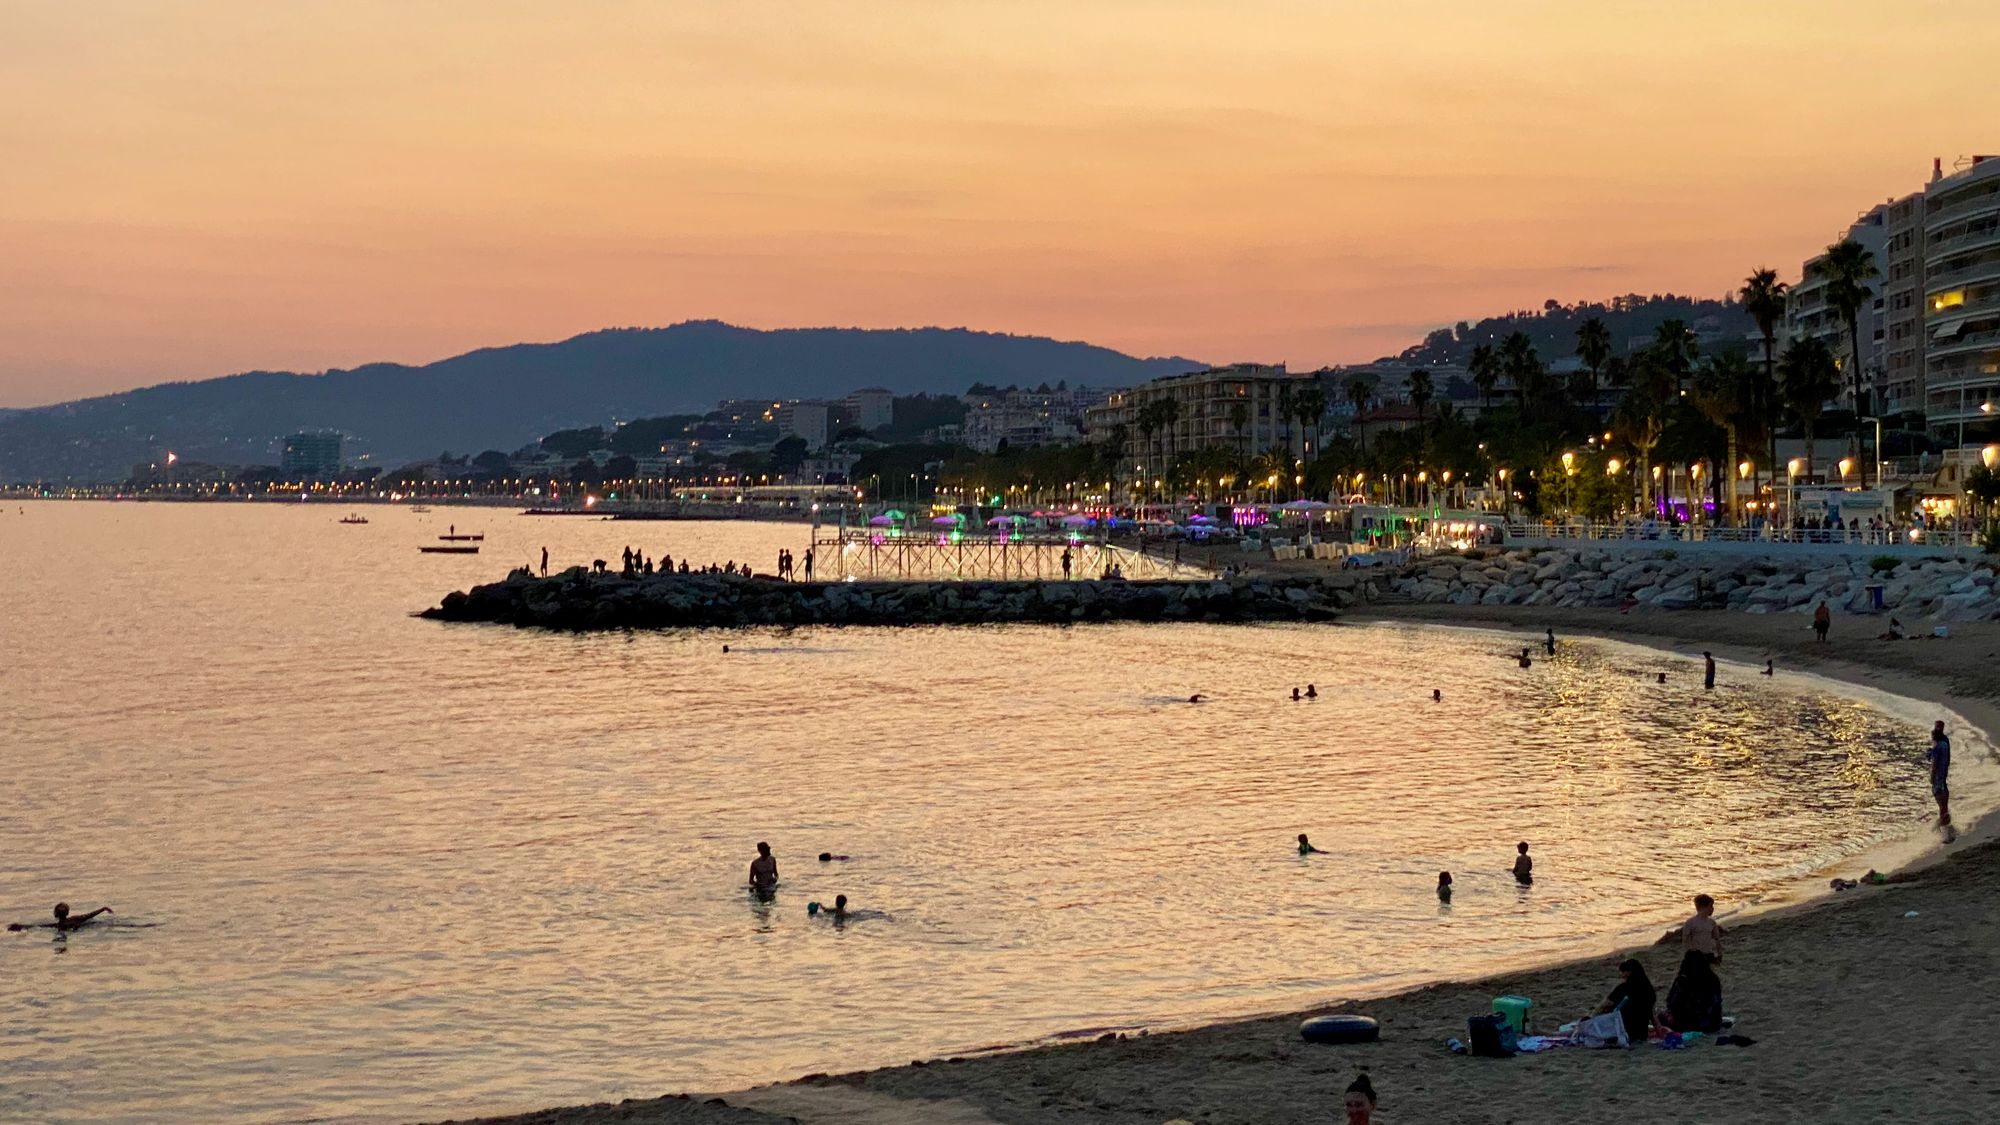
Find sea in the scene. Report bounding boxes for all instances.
[2,501,1987,1124]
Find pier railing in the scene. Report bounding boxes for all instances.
[813,531,1211,581]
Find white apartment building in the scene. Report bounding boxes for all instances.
[1923,155,2000,436]
[843,388,894,431]
[1083,363,1321,481]
[961,386,1101,453]
[1787,203,1888,413]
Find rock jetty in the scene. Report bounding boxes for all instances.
[1379,547,2000,621]
[422,569,1357,630]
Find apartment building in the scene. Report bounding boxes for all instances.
[1787,203,1888,412]
[1082,363,1321,480]
[1923,155,2000,437]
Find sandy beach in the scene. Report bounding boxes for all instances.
[433,607,2000,1125]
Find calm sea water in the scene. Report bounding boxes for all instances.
[2,502,1987,1124]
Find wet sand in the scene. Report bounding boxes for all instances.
[432,608,2000,1125]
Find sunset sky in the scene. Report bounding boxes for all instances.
[3,0,1997,407]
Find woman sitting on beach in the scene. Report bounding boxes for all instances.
[1595,958,1656,1045]
[1657,949,1724,1033]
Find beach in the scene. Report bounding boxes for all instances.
[434,606,2000,1125]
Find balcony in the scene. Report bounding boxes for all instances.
[1928,224,2000,258]
[1925,256,2000,293]
[1925,183,2000,225]
[1930,327,2000,359]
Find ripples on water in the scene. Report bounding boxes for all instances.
[0,503,1980,1124]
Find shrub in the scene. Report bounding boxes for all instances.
[1868,555,1900,575]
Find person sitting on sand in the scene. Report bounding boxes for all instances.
[1880,617,1907,641]
[1762,660,1773,676]
[1657,949,1723,1033]
[1298,834,1326,856]
[1436,871,1453,903]
[1681,894,1723,965]
[8,902,113,932]
[1343,1074,1377,1124]
[1512,842,1533,885]
[1595,958,1656,1045]
[748,842,778,891]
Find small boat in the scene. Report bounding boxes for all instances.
[419,545,480,554]
[438,533,484,542]
[339,515,370,525]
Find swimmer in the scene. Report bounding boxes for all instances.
[1512,841,1533,886]
[748,842,778,891]
[1432,688,1442,703]
[1188,694,1206,704]
[1298,833,1326,856]
[818,852,850,863]
[1657,672,1668,684]
[1305,684,1318,699]
[722,644,730,653]
[1518,648,1532,669]
[8,902,113,932]
[822,894,849,920]
[1437,871,1453,903]
[1292,687,1301,701]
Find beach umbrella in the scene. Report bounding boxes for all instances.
[932,514,960,526]
[881,508,906,519]
[1061,514,1093,527]
[1280,499,1331,511]
[868,514,894,526]
[1189,514,1214,523]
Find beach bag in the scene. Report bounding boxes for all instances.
[1467,1012,1516,1057]
[1574,1010,1630,1049]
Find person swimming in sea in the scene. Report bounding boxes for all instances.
[818,852,849,863]
[1656,672,1668,684]
[809,894,850,921]
[1292,687,1302,701]
[1518,648,1532,669]
[1298,834,1327,856]
[1432,688,1442,703]
[1436,871,1453,903]
[8,902,113,932]
[1512,841,1533,886]
[1187,694,1206,704]
[748,842,778,891]
[1304,684,1318,699]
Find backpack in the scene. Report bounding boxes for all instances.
[1467,1012,1517,1057]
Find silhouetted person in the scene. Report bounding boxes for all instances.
[1930,721,1954,840]
[1518,648,1532,669]
[1544,628,1556,656]
[1512,841,1533,885]
[1762,659,1773,676]
[1305,684,1317,699]
[803,548,814,582]
[1061,549,1072,579]
[1703,651,1716,691]
[1437,871,1453,903]
[540,546,548,577]
[1187,694,1205,703]
[1657,672,1668,684]
[1432,688,1442,703]
[1291,687,1301,701]
[8,902,112,932]
[748,842,778,891]
[1298,834,1326,856]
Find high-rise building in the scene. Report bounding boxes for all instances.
[1880,187,1929,416]
[281,431,343,477]
[843,388,894,431]
[1922,155,2000,440]
[1083,364,1320,482]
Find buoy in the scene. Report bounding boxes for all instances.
[1299,1014,1380,1044]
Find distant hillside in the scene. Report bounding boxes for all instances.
[0,322,1199,481]
[1385,293,1755,367]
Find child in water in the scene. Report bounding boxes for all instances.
[1436,871,1453,903]
[1512,842,1533,885]
[1298,834,1326,856]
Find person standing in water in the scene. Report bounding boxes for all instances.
[1436,872,1453,903]
[1703,651,1716,691]
[1518,648,1532,669]
[1298,834,1326,855]
[1544,628,1556,656]
[1929,721,1954,841]
[748,842,779,891]
[1512,842,1533,885]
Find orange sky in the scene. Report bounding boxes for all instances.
[3,0,1996,407]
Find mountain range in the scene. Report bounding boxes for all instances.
[0,322,1199,482]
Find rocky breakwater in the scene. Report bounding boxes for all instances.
[1384,548,2000,622]
[421,568,1358,630]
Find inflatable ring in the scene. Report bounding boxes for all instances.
[1299,1015,1379,1044]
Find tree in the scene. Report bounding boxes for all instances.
[1406,369,1434,421]
[1612,353,1677,512]
[1346,376,1371,453]
[1277,384,1297,459]
[1739,268,1788,500]
[1294,387,1327,456]
[1779,336,1842,482]
[1691,354,1753,523]
[1468,344,1500,412]
[770,435,810,477]
[1228,401,1250,454]
[1501,332,1544,408]
[1816,237,1880,487]
[569,457,603,485]
[541,427,606,458]
[1575,317,1613,407]
[1652,320,1699,388]
[602,454,640,481]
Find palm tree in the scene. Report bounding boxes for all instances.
[1575,317,1612,409]
[1691,354,1753,523]
[1652,320,1699,389]
[1468,343,1499,412]
[1228,401,1250,456]
[1155,396,1181,483]
[1405,368,1434,422]
[1779,336,1842,482]
[1816,237,1880,487]
[1346,376,1371,454]
[1739,268,1788,501]
[1294,387,1327,458]
[1613,354,1677,513]
[1501,332,1542,408]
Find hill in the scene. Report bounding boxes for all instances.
[0,322,1199,482]
[1384,293,1756,367]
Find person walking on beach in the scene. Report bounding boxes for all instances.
[1512,841,1533,885]
[1682,894,1723,965]
[1813,600,1831,642]
[540,546,548,577]
[802,548,814,582]
[1544,627,1556,656]
[748,843,779,891]
[1929,721,1954,841]
[1703,651,1716,691]
[1061,548,1072,580]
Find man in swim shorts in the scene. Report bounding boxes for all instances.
[749,842,779,890]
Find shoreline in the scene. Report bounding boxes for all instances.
[433,606,2000,1125]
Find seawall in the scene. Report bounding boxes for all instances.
[420,569,1358,630]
